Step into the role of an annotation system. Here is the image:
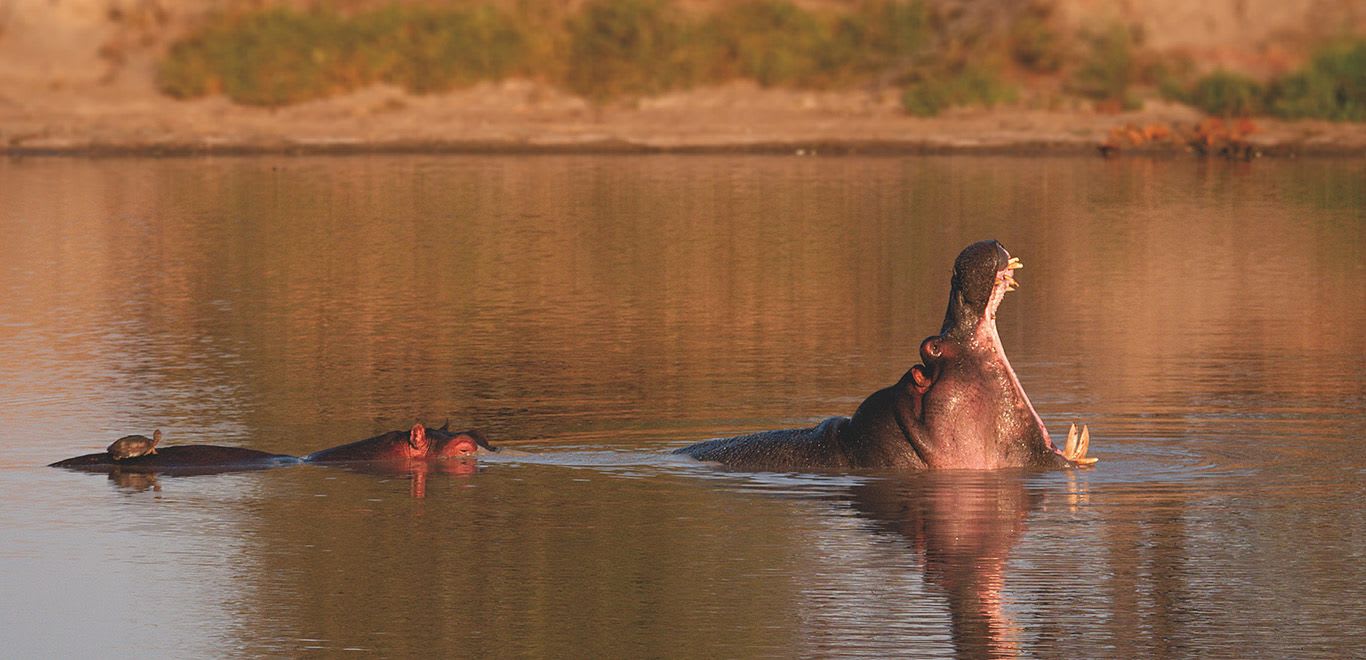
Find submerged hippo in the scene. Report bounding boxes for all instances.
[675,240,1096,471]
[304,422,496,463]
[49,443,298,473]
[50,422,495,475]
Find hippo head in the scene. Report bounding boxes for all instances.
[880,240,1073,469]
[430,428,497,459]
[940,240,1021,342]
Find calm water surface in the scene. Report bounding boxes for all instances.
[0,155,1362,657]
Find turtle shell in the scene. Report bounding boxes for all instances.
[107,430,161,460]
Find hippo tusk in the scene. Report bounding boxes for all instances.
[1063,423,1098,466]
[1007,257,1023,269]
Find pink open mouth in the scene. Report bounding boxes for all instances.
[985,256,1024,320]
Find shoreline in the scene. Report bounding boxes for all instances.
[5,139,1365,158]
[4,81,1364,159]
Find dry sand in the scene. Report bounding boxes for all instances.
[4,78,1365,157]
[1,0,1363,157]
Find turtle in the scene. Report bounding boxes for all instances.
[107,429,162,461]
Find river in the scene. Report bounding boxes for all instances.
[1,155,1362,657]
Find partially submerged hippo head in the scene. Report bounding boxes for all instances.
[886,240,1092,469]
[303,423,497,497]
[304,422,496,463]
[429,427,495,459]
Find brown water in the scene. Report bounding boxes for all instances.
[1,155,1362,657]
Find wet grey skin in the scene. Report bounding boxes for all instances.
[675,240,1095,471]
[106,429,161,461]
[53,422,497,473]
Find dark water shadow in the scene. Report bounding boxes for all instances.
[846,471,1039,658]
[465,443,1055,656]
[303,457,482,499]
[508,445,1092,657]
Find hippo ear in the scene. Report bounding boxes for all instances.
[908,364,932,394]
[440,419,450,432]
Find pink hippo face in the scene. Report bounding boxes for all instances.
[429,429,486,459]
[302,422,495,465]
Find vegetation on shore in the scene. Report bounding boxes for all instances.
[157,1,1365,121]
[157,0,1033,112]
[1172,40,1366,120]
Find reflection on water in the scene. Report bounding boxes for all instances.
[845,473,1034,657]
[0,155,1362,656]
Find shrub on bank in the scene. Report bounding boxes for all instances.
[156,1,1365,121]
[1166,39,1366,121]
[158,0,968,111]
[563,0,695,101]
[1269,39,1366,121]
[369,6,526,94]
[1008,3,1066,74]
[1068,23,1142,110]
[827,0,932,82]
[159,9,359,105]
[158,6,528,105]
[700,0,829,87]
[902,65,1016,116]
[1184,71,1266,117]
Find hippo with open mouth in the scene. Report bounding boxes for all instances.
[675,240,1095,471]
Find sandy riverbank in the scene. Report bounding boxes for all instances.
[2,0,1366,159]
[2,0,1363,157]
[5,79,1365,157]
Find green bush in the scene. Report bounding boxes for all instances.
[700,1,828,87]
[1150,52,1196,101]
[563,0,694,101]
[156,0,1019,111]
[158,39,217,99]
[369,6,526,93]
[159,9,361,106]
[698,0,932,87]
[1069,23,1141,109]
[831,0,930,76]
[157,6,528,105]
[1270,39,1366,121]
[902,65,1016,116]
[1009,4,1065,74]
[1186,71,1265,116]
